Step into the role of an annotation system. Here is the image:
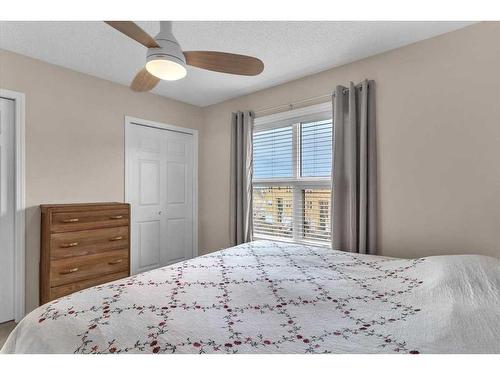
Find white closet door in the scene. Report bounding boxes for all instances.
[164,130,194,264]
[0,98,15,323]
[127,123,195,275]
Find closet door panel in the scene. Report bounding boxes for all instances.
[127,124,166,274]
[164,131,194,265]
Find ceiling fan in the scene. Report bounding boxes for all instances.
[104,21,265,92]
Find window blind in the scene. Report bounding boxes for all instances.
[253,126,293,179]
[253,116,333,246]
[299,188,331,242]
[253,186,293,239]
[301,119,333,177]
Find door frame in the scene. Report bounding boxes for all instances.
[0,89,26,322]
[124,116,199,274]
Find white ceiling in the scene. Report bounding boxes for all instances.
[0,21,473,107]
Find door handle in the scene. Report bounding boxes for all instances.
[109,215,123,220]
[109,236,123,241]
[108,259,123,265]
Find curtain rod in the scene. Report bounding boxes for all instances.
[254,81,367,117]
[254,93,332,116]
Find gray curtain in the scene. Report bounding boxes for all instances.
[331,80,377,254]
[229,111,254,246]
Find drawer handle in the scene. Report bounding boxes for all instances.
[109,215,123,220]
[61,218,79,223]
[109,236,123,241]
[60,242,79,248]
[108,259,123,265]
[60,267,79,275]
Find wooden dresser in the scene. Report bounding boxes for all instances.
[40,202,130,304]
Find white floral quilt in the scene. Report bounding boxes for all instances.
[2,240,500,354]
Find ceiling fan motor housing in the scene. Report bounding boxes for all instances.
[146,21,186,68]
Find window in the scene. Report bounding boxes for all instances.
[253,186,293,239]
[276,198,284,223]
[301,119,333,177]
[252,103,333,246]
[303,190,331,242]
[253,126,293,179]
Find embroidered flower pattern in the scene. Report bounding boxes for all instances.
[36,241,424,354]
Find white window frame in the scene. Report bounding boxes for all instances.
[253,102,332,247]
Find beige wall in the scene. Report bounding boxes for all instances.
[199,22,500,260]
[0,49,203,312]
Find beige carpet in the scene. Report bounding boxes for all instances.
[0,321,16,349]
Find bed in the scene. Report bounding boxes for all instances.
[2,240,500,354]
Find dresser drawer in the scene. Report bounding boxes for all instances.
[50,249,129,287]
[50,226,129,259]
[49,271,129,301]
[51,209,129,233]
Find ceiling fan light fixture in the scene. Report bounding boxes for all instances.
[144,21,187,81]
[146,56,187,81]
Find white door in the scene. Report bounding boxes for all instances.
[164,130,194,267]
[0,98,15,323]
[126,122,195,274]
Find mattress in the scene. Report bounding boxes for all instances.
[2,240,500,353]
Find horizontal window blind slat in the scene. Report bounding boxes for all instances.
[254,135,293,142]
[254,127,293,136]
[301,140,333,147]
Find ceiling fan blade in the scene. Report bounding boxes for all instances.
[183,51,264,76]
[130,68,160,92]
[104,21,159,48]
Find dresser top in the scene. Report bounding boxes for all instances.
[40,202,129,212]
